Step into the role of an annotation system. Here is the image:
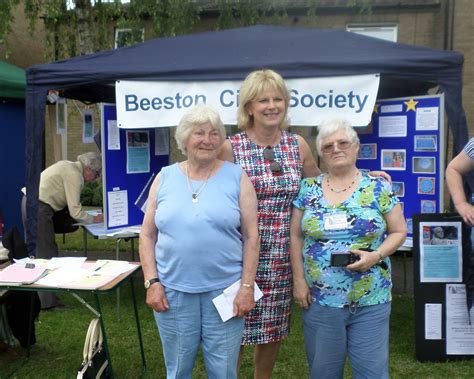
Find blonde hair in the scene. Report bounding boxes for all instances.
[237,69,290,130]
[174,104,226,155]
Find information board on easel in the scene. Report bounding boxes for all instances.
[413,213,474,362]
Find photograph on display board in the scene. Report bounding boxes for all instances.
[426,225,458,246]
[381,149,406,170]
[126,130,150,174]
[413,156,436,174]
[417,177,436,195]
[419,221,462,283]
[421,200,437,213]
[414,135,438,152]
[392,181,405,197]
[358,143,377,159]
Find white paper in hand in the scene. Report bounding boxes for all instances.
[212,280,263,322]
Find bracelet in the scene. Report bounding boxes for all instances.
[376,250,384,263]
[241,283,253,289]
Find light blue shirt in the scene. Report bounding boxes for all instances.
[155,161,243,293]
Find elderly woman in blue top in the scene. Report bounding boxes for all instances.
[290,118,407,379]
[139,104,259,379]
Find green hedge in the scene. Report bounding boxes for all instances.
[81,181,103,206]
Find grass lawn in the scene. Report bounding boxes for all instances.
[1,230,474,377]
[2,291,474,378]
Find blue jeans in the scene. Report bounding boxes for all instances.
[154,287,244,379]
[302,302,391,379]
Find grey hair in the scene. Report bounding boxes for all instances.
[174,104,226,155]
[77,152,101,171]
[315,119,360,156]
[237,69,290,131]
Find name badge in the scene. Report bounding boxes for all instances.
[323,212,348,230]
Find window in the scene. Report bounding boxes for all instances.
[346,24,398,42]
[115,28,145,49]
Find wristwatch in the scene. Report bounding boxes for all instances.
[144,277,160,289]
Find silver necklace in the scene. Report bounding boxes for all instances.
[185,162,214,203]
[326,170,359,193]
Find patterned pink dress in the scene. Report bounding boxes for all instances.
[229,130,303,344]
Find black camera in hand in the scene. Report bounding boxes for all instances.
[330,252,360,267]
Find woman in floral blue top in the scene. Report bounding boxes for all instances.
[290,119,407,379]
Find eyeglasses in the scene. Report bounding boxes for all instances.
[91,168,101,180]
[321,140,353,154]
[263,146,282,174]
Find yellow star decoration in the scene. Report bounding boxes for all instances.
[405,98,418,112]
[373,104,379,114]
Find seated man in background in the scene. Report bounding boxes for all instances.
[22,152,104,310]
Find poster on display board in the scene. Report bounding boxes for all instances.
[101,104,169,230]
[412,213,474,362]
[356,94,445,246]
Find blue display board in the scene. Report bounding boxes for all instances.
[101,104,169,229]
[356,94,445,238]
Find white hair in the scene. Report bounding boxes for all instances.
[174,104,226,155]
[315,119,360,156]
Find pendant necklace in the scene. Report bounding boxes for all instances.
[326,170,360,193]
[185,162,214,203]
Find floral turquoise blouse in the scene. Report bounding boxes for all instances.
[292,172,399,308]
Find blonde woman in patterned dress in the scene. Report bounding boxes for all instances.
[219,69,320,378]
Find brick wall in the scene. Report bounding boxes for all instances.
[452,0,474,138]
[44,102,101,167]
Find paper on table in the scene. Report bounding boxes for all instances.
[61,274,115,289]
[14,258,50,268]
[91,260,136,276]
[36,268,88,287]
[105,226,141,237]
[0,264,47,284]
[212,280,263,322]
[48,257,87,269]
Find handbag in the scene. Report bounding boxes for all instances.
[52,207,79,234]
[77,318,109,379]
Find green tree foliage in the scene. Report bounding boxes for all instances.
[1,1,372,60]
[81,181,103,206]
[0,0,21,57]
[1,0,202,59]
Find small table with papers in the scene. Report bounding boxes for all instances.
[0,259,146,378]
[81,223,141,261]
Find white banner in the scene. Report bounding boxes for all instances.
[115,74,379,128]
